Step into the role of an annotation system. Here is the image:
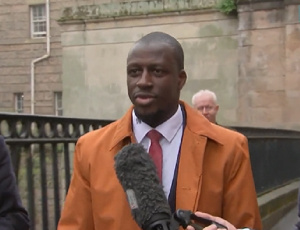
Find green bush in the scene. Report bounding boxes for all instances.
[217,0,237,14]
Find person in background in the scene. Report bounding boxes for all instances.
[58,31,262,230]
[296,185,300,230]
[0,135,30,230]
[192,89,219,124]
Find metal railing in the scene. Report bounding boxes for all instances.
[0,113,299,230]
[0,113,113,230]
[232,126,300,194]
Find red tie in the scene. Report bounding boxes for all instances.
[147,129,163,182]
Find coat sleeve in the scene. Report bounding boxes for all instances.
[0,136,30,230]
[223,135,262,230]
[57,137,94,230]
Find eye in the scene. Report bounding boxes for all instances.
[152,68,164,77]
[128,68,141,77]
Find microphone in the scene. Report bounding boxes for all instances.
[114,143,228,230]
[114,143,172,230]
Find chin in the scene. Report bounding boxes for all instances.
[134,107,164,127]
[135,109,157,120]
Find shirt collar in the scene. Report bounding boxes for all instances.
[132,105,183,143]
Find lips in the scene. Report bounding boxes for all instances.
[134,93,156,106]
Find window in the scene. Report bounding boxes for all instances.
[30,4,46,38]
[54,92,63,116]
[14,93,24,113]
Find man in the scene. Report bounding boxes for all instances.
[0,136,30,229]
[192,89,219,124]
[58,32,262,230]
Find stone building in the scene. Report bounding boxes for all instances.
[0,0,64,115]
[0,0,299,130]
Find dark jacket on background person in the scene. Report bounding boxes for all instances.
[0,136,30,230]
[296,185,300,230]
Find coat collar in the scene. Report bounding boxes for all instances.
[109,101,224,151]
[108,106,134,151]
[179,101,224,145]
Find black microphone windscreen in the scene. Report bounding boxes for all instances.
[114,143,171,229]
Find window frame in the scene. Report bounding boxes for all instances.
[30,4,47,39]
[54,92,63,116]
[14,93,24,113]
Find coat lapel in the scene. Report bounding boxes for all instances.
[176,127,207,212]
[109,106,135,151]
[175,102,223,212]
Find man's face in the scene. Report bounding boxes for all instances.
[127,42,186,127]
[193,95,219,124]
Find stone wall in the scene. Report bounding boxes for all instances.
[237,0,300,130]
[59,0,300,130]
[1,0,299,130]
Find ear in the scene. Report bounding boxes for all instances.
[215,105,219,111]
[178,70,187,90]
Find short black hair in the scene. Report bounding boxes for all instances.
[136,31,184,70]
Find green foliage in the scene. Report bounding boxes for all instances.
[217,0,237,15]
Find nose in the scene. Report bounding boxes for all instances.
[136,70,152,87]
[202,108,209,114]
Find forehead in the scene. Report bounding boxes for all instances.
[195,95,215,105]
[127,42,175,64]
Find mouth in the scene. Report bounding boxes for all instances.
[134,93,156,106]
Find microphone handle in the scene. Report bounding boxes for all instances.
[143,213,174,230]
[145,219,172,230]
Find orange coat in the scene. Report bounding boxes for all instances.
[58,102,262,230]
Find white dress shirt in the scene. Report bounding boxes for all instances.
[132,105,183,198]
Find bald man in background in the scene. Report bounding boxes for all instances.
[192,89,219,124]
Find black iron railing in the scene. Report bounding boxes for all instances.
[0,113,113,230]
[233,126,300,194]
[0,113,299,230]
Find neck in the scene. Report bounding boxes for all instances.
[135,106,179,128]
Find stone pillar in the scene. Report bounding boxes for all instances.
[237,0,300,130]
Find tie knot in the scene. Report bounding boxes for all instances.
[147,129,162,142]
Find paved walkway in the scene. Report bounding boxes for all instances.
[270,204,298,230]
